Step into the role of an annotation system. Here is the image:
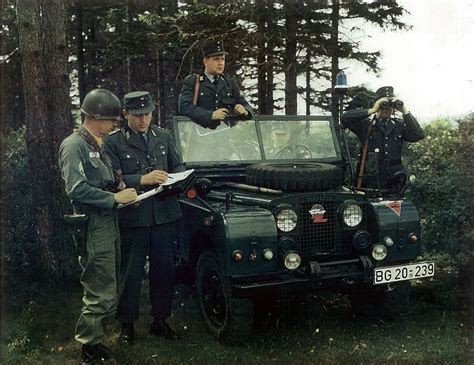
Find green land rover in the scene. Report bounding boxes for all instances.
[170,115,434,340]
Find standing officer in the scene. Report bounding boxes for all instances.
[103,91,184,345]
[342,86,424,190]
[59,89,137,364]
[178,40,253,129]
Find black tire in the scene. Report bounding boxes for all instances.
[348,281,411,319]
[246,162,343,192]
[195,251,253,341]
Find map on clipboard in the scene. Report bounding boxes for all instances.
[117,169,194,209]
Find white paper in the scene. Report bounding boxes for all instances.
[117,169,194,209]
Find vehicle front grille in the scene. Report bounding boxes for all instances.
[297,196,350,257]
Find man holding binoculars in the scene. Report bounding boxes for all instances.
[342,86,424,191]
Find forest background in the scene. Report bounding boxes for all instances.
[1,0,473,363]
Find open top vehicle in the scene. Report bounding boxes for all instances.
[170,115,434,340]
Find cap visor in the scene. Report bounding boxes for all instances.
[204,51,229,57]
[127,104,156,115]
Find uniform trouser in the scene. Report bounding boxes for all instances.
[75,213,120,345]
[116,222,176,323]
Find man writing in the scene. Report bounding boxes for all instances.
[103,91,184,345]
[342,86,424,191]
[59,88,137,364]
[178,40,253,129]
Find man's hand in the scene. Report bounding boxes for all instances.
[368,97,389,115]
[211,108,229,120]
[140,170,168,186]
[114,188,137,204]
[234,104,248,116]
[392,98,409,114]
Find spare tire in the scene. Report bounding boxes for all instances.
[246,162,343,192]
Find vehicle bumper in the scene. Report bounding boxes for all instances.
[232,255,375,298]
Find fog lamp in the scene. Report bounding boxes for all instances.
[283,252,301,270]
[263,249,274,261]
[384,236,394,247]
[371,244,388,261]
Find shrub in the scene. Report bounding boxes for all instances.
[404,116,474,267]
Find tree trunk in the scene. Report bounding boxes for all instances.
[256,0,267,114]
[283,0,298,115]
[330,0,340,122]
[305,50,311,116]
[76,1,86,105]
[16,0,75,280]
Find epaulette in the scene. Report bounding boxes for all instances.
[150,124,170,137]
[185,74,205,82]
[108,129,120,135]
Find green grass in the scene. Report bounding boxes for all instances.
[2,272,473,365]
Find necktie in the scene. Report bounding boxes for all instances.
[212,76,219,86]
[139,133,148,149]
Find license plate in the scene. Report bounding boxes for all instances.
[374,261,435,285]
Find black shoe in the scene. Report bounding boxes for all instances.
[82,343,112,364]
[150,319,180,340]
[118,322,135,345]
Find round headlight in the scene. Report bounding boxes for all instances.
[343,204,363,227]
[276,209,297,232]
[283,252,301,270]
[371,244,388,261]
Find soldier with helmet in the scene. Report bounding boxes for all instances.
[59,88,137,364]
[178,40,254,129]
[342,86,424,191]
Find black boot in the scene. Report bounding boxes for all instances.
[118,322,135,345]
[82,343,112,364]
[150,319,180,340]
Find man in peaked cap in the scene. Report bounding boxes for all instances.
[178,40,253,129]
[342,86,424,192]
[103,91,184,344]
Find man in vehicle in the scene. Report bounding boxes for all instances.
[103,91,184,345]
[178,40,253,129]
[59,88,137,364]
[342,86,424,190]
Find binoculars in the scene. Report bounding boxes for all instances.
[380,99,404,109]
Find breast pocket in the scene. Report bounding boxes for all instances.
[85,157,110,184]
[149,145,168,171]
[119,153,140,174]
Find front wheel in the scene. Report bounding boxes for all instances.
[195,251,253,340]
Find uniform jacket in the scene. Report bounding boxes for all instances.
[178,74,253,129]
[59,126,116,211]
[103,124,185,227]
[341,109,424,188]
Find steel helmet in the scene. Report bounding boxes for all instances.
[80,88,121,120]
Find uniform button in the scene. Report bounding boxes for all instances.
[374,148,380,153]
[385,144,388,146]
[385,137,388,140]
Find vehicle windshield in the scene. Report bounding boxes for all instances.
[176,117,340,164]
